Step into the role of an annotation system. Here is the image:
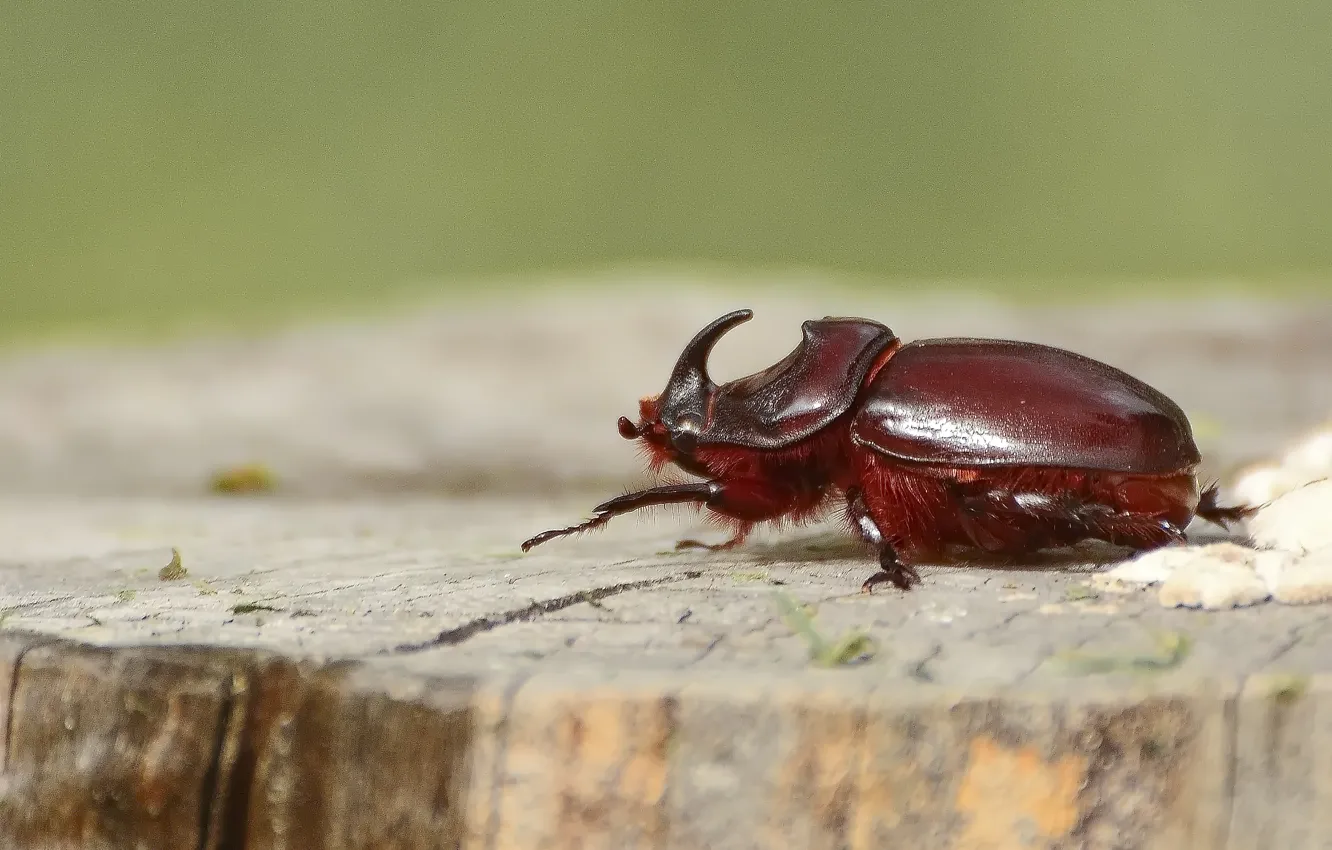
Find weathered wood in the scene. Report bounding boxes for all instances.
[0,637,1329,847]
[473,674,1235,850]
[0,493,1331,847]
[1226,674,1332,848]
[0,637,237,849]
[237,661,475,850]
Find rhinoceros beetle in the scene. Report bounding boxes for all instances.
[521,309,1253,591]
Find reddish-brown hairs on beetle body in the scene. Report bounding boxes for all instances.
[522,309,1255,592]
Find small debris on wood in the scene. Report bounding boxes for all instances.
[232,602,282,615]
[158,548,188,581]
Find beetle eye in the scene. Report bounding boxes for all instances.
[617,416,639,440]
[670,414,702,454]
[671,429,698,454]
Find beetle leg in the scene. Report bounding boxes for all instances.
[950,487,1187,551]
[951,486,1028,554]
[1028,493,1188,548]
[860,548,921,593]
[520,482,720,551]
[846,487,920,592]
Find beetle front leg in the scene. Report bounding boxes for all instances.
[521,482,720,551]
[846,487,920,592]
[673,477,824,552]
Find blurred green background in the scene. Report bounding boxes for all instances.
[4,0,1330,341]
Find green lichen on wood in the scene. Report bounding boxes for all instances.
[1064,583,1099,602]
[1053,629,1192,676]
[1269,674,1310,705]
[773,591,876,667]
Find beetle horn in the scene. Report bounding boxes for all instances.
[659,309,753,434]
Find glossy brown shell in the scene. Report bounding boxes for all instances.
[699,317,897,449]
[851,338,1201,474]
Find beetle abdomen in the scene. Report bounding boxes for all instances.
[851,339,1200,474]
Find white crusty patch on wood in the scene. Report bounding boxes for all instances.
[1233,424,1332,506]
[1097,471,1332,610]
[1270,549,1332,605]
[1251,549,1297,591]
[1248,479,1332,556]
[1096,546,1206,587]
[1285,430,1332,481]
[1156,544,1271,610]
[1101,543,1302,610]
[1231,464,1287,508]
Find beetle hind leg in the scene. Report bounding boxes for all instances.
[951,486,1187,552]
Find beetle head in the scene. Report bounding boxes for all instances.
[618,308,753,459]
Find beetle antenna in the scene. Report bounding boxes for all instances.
[617,416,641,439]
[520,482,717,551]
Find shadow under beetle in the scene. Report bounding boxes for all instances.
[521,309,1253,591]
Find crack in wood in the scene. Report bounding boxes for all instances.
[199,669,250,850]
[0,634,57,775]
[387,570,704,654]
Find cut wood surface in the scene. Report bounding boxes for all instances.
[2,287,1331,848]
[2,495,1332,848]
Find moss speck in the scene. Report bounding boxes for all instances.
[729,570,769,583]
[1270,675,1309,705]
[210,463,277,495]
